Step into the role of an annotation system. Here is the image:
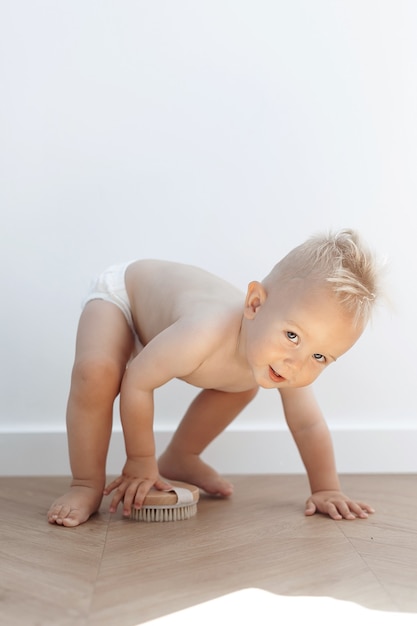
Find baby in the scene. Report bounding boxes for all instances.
[48,229,381,527]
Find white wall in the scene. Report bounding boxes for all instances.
[1,1,416,475]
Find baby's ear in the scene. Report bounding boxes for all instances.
[244,281,267,319]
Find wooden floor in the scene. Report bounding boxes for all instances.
[1,474,417,625]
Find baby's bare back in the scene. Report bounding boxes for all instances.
[125,260,254,391]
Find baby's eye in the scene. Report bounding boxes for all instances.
[313,353,326,363]
[286,331,299,343]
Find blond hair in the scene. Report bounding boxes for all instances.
[263,229,382,323]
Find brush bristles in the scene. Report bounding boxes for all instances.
[130,502,198,522]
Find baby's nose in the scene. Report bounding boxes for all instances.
[284,355,306,373]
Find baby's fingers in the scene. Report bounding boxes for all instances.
[331,500,373,520]
[123,478,172,516]
[325,502,345,520]
[304,498,317,517]
[127,480,155,515]
[103,476,123,496]
[154,478,174,492]
[347,500,375,519]
[358,501,375,515]
[108,482,129,514]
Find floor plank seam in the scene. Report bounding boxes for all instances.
[86,511,112,623]
[342,531,402,612]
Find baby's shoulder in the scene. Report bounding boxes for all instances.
[127,259,243,306]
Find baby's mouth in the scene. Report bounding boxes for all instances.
[269,366,286,383]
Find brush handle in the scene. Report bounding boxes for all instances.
[142,481,199,507]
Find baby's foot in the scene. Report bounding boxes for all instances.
[47,485,103,527]
[158,449,233,497]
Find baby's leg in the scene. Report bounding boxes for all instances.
[159,387,258,496]
[47,300,134,527]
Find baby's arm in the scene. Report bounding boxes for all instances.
[279,386,374,520]
[104,319,212,516]
[104,382,171,516]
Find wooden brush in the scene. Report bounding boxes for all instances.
[130,480,200,522]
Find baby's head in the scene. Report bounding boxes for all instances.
[242,229,383,388]
[263,229,381,326]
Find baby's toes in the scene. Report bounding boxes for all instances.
[48,504,66,524]
[48,503,75,525]
[60,511,83,527]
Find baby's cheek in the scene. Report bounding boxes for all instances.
[301,368,322,386]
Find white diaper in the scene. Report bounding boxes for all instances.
[82,262,136,334]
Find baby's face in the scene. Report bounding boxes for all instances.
[243,278,364,389]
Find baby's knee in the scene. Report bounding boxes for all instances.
[71,355,123,392]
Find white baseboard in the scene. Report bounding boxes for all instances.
[1,427,416,476]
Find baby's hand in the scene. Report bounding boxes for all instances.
[104,456,172,517]
[305,490,375,520]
